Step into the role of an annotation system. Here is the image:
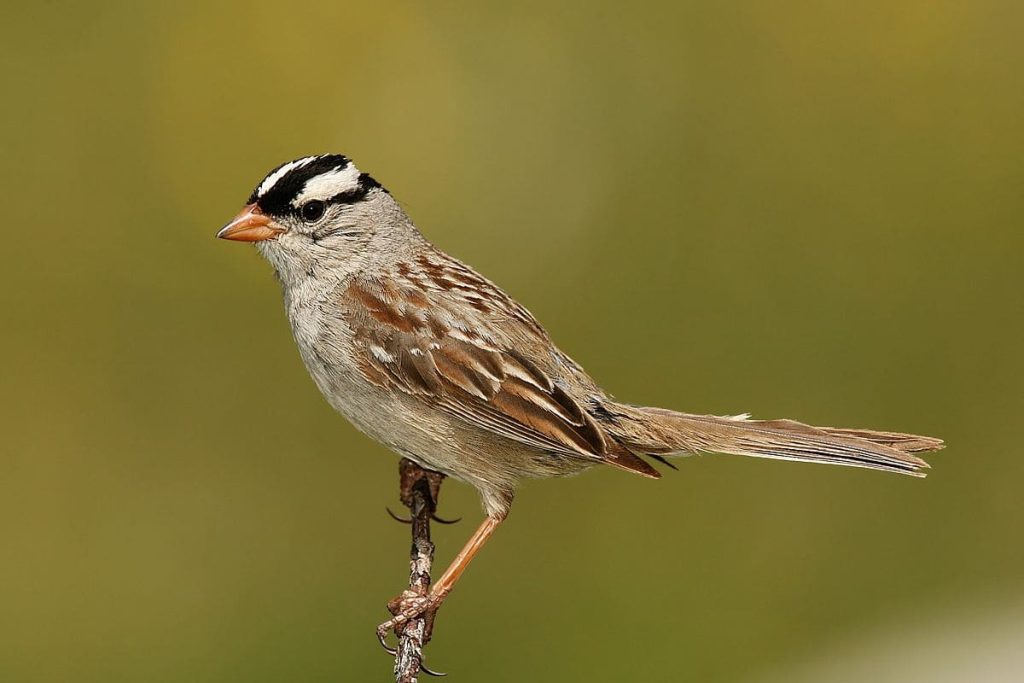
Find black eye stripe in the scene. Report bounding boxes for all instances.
[324,174,387,206]
[328,187,369,205]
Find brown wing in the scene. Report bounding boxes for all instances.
[340,268,659,478]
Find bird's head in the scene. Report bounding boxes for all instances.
[217,154,411,281]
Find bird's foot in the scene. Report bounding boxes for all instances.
[376,589,445,655]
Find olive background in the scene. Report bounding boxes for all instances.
[2,2,1022,681]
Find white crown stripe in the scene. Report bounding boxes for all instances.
[291,164,362,206]
[256,156,320,199]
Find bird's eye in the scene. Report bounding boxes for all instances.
[300,200,326,223]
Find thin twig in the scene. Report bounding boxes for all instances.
[390,458,445,683]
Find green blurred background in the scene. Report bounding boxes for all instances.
[2,2,1022,681]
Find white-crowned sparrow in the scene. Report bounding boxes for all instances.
[217,154,942,639]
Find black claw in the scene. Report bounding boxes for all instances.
[431,514,461,525]
[420,661,448,677]
[377,629,398,656]
[386,507,413,524]
[389,506,460,525]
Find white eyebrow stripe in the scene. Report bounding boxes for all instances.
[291,163,362,206]
[256,156,319,198]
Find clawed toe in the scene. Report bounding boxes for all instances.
[385,507,461,525]
[431,513,461,525]
[376,626,398,655]
[385,506,413,524]
[375,590,442,654]
[419,660,448,677]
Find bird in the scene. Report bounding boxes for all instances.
[217,153,943,645]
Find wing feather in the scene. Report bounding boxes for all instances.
[341,275,612,461]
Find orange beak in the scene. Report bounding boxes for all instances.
[216,204,284,242]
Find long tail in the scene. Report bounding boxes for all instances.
[603,405,943,476]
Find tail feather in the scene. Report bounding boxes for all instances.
[604,405,943,477]
[812,426,944,454]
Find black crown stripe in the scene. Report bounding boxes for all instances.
[251,154,355,215]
